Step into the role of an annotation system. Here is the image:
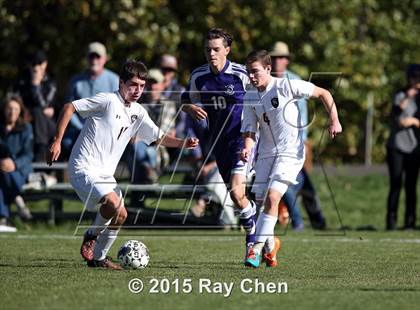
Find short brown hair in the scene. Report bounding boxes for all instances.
[120,60,148,83]
[206,28,234,47]
[246,50,272,67]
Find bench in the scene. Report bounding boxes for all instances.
[21,162,223,226]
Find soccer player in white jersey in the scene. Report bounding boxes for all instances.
[47,60,198,270]
[240,50,342,268]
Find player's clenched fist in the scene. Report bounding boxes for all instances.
[240,148,252,162]
[184,104,207,121]
[185,137,199,149]
[328,119,342,139]
[47,140,61,166]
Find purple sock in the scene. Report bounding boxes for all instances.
[240,213,256,246]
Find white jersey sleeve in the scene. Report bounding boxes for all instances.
[241,96,258,133]
[289,80,315,99]
[72,92,109,118]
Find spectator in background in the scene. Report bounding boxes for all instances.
[386,64,420,230]
[62,42,119,158]
[0,95,33,232]
[15,50,57,161]
[159,54,187,161]
[160,54,185,103]
[269,41,326,230]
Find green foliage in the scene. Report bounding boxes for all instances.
[0,0,419,162]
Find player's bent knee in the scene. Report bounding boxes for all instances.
[109,206,127,228]
[116,206,128,225]
[104,193,124,211]
[266,192,282,209]
[119,206,128,223]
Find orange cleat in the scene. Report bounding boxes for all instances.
[87,256,123,270]
[262,237,281,267]
[80,231,97,261]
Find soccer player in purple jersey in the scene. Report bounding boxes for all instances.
[182,28,257,263]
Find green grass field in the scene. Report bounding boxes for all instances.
[1,173,420,310]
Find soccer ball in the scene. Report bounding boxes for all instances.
[118,240,150,269]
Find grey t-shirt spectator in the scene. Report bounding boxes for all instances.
[387,91,419,153]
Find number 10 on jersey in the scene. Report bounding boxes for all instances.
[211,96,226,110]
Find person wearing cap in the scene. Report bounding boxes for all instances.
[160,54,184,99]
[159,54,187,142]
[15,50,57,162]
[124,68,177,190]
[62,42,119,159]
[269,41,327,231]
[386,64,420,230]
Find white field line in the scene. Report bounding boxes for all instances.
[1,234,420,244]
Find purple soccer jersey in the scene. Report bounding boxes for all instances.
[182,60,249,182]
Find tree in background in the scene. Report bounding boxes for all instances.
[0,0,419,162]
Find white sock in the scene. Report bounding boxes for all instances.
[239,201,256,219]
[93,228,119,260]
[265,236,275,253]
[87,212,112,237]
[254,212,278,254]
[253,242,265,253]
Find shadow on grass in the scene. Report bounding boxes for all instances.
[0,258,78,268]
[357,287,420,292]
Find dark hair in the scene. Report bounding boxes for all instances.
[119,60,148,83]
[1,94,30,127]
[29,50,47,66]
[206,28,234,47]
[407,64,420,84]
[246,50,272,67]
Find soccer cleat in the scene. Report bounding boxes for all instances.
[244,247,261,268]
[244,242,254,263]
[80,231,97,261]
[87,256,123,270]
[262,237,281,267]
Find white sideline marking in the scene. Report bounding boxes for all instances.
[2,234,420,244]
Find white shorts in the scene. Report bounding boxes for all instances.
[70,174,122,211]
[251,156,304,201]
[231,164,247,176]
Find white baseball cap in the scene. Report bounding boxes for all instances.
[87,42,107,57]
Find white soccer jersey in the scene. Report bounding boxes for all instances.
[69,91,162,177]
[241,77,315,160]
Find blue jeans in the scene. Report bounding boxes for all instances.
[0,171,26,219]
[124,141,157,183]
[282,170,305,228]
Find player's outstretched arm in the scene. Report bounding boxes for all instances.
[182,104,208,121]
[311,86,342,138]
[157,135,199,149]
[240,132,256,162]
[47,103,76,165]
